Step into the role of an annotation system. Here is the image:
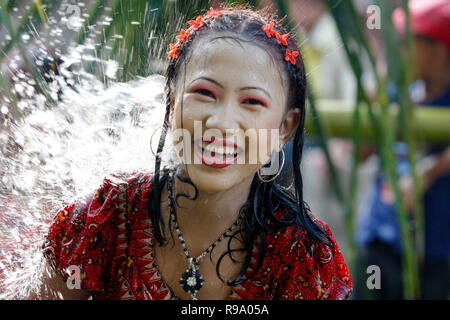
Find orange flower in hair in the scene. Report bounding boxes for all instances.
[168,43,180,59]
[262,21,275,38]
[275,32,289,47]
[207,7,223,18]
[176,29,189,43]
[285,48,299,65]
[188,16,204,31]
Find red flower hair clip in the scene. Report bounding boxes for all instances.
[176,29,189,43]
[285,48,299,65]
[207,7,223,18]
[168,15,206,60]
[262,21,275,38]
[187,16,204,31]
[169,16,302,67]
[168,43,180,59]
[262,22,299,65]
[275,33,289,46]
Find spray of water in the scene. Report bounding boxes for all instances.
[0,42,176,298]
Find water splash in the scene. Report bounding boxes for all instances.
[0,47,175,299]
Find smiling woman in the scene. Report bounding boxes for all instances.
[34,6,352,300]
[172,34,289,192]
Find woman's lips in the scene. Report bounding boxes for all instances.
[193,138,242,169]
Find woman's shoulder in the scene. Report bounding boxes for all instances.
[102,171,154,192]
[266,209,332,262]
[43,170,155,294]
[265,209,353,299]
[94,171,155,207]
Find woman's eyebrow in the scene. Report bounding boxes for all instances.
[190,76,224,88]
[190,78,272,99]
[239,86,272,99]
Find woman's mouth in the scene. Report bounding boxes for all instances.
[193,137,242,169]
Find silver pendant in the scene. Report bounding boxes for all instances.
[179,258,204,298]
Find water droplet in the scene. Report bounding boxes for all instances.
[21,34,31,42]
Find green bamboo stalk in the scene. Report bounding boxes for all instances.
[81,0,157,81]
[401,0,424,284]
[0,70,21,119]
[0,3,40,63]
[0,1,51,60]
[0,70,6,88]
[79,0,122,81]
[0,0,60,63]
[344,86,365,272]
[0,0,20,28]
[35,0,59,74]
[74,0,106,45]
[305,100,450,144]
[368,43,418,301]
[6,0,20,11]
[321,0,382,279]
[375,0,420,298]
[103,0,211,81]
[0,0,54,104]
[324,0,420,299]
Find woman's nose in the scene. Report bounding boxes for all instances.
[205,102,240,131]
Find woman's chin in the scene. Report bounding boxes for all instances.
[185,164,256,193]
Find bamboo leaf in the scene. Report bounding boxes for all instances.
[0,0,54,104]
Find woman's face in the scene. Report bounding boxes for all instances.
[170,34,298,192]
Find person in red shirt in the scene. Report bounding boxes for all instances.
[32,6,352,300]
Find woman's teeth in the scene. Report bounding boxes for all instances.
[201,142,238,157]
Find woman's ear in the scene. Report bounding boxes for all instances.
[279,108,301,146]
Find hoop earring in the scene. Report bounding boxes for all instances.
[149,126,163,157]
[257,148,285,183]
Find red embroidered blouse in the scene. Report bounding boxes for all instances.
[43,172,352,300]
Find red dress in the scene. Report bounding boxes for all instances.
[43,172,352,300]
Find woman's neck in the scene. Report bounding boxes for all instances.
[161,167,254,256]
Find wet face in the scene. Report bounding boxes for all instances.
[170,33,300,192]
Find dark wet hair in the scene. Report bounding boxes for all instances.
[149,6,333,286]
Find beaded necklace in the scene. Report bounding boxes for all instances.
[166,171,244,300]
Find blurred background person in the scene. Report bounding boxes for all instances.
[355,0,450,300]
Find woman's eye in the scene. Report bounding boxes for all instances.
[195,88,215,99]
[242,98,264,106]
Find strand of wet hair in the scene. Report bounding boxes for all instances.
[149,75,173,245]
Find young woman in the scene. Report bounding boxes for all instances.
[36,7,352,300]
